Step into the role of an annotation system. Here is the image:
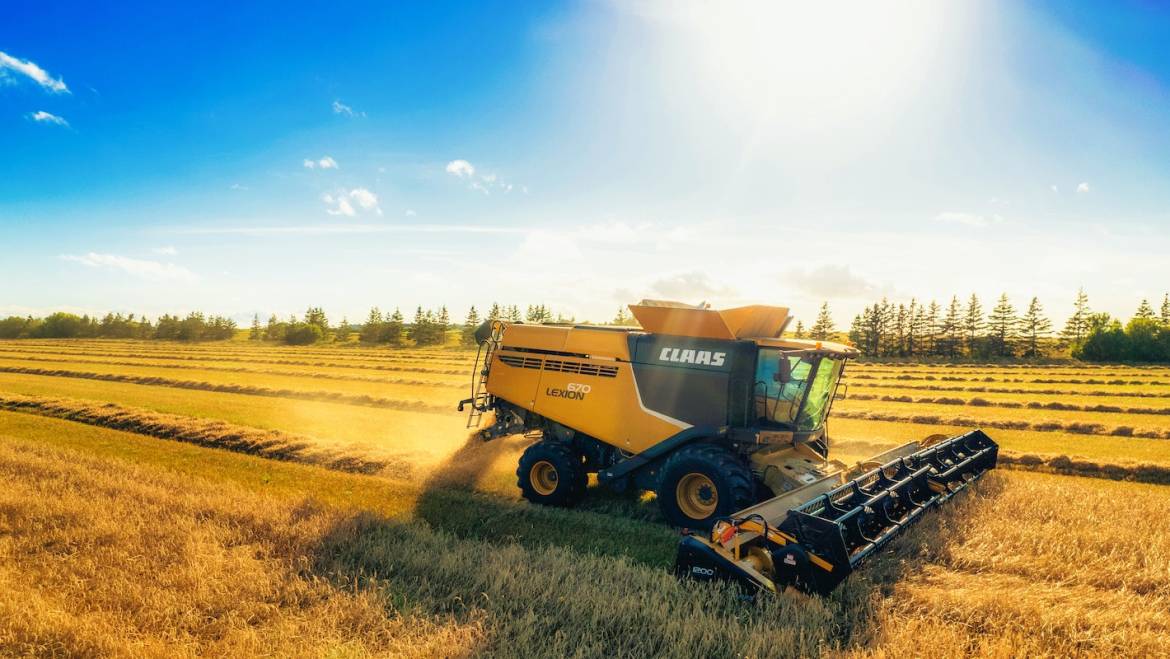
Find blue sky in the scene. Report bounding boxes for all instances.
[2,1,1169,326]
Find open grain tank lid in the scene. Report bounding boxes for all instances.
[628,300,791,340]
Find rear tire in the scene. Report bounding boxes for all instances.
[657,443,754,530]
[517,441,587,507]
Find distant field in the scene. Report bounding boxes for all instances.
[1,339,1168,656]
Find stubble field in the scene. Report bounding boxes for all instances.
[1,339,1168,657]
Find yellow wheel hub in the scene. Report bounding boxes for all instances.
[676,472,718,520]
[530,460,559,496]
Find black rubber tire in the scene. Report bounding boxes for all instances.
[517,441,587,507]
[657,443,754,530]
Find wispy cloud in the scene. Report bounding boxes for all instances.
[785,264,882,299]
[331,100,364,117]
[0,51,68,93]
[1050,184,1059,193]
[445,158,519,195]
[934,211,1003,228]
[230,183,248,191]
[649,271,735,301]
[60,253,196,282]
[152,246,178,256]
[303,156,338,169]
[322,188,380,217]
[1076,181,1091,193]
[27,110,69,127]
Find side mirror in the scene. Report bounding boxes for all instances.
[773,357,792,384]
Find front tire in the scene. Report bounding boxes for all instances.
[657,443,754,529]
[517,441,587,507]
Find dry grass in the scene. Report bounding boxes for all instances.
[3,423,1169,657]
[0,365,451,414]
[0,353,466,390]
[0,372,471,469]
[835,408,1170,439]
[0,392,406,476]
[848,391,1170,415]
[0,346,468,375]
[851,379,1170,398]
[0,439,483,658]
[3,340,1170,656]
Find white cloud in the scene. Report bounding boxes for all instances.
[349,187,379,211]
[322,193,355,217]
[152,246,178,256]
[404,209,417,217]
[331,100,363,117]
[785,264,882,299]
[649,271,735,301]
[230,183,248,191]
[27,110,69,127]
[445,159,475,177]
[60,253,196,282]
[1076,181,1091,193]
[0,51,68,93]
[1050,184,1059,193]
[934,211,1003,228]
[304,156,338,169]
[322,188,380,217]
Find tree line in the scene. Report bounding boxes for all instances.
[9,292,1169,361]
[801,289,1170,362]
[0,312,237,341]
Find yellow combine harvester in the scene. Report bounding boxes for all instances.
[459,301,997,594]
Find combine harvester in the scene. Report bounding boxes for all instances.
[459,301,997,595]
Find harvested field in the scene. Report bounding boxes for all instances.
[2,340,1168,656]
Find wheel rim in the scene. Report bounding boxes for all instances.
[530,460,559,495]
[676,473,718,520]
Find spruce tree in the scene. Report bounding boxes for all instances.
[940,296,963,358]
[1135,298,1156,320]
[1061,288,1091,346]
[384,308,404,346]
[848,314,864,351]
[462,306,480,346]
[810,302,834,341]
[360,307,383,343]
[924,300,941,356]
[963,294,985,356]
[1162,294,1170,327]
[437,306,451,345]
[488,303,502,322]
[793,320,806,338]
[507,305,521,322]
[409,306,426,344]
[249,314,262,341]
[1019,297,1051,358]
[986,293,1018,358]
[613,307,631,325]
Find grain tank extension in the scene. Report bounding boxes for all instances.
[458,301,997,595]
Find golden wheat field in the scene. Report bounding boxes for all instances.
[2,338,1169,658]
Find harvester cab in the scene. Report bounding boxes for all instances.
[458,300,997,595]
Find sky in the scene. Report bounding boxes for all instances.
[2,0,1169,327]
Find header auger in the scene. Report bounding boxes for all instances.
[458,300,998,595]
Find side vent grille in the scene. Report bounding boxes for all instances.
[544,359,619,378]
[499,355,543,370]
